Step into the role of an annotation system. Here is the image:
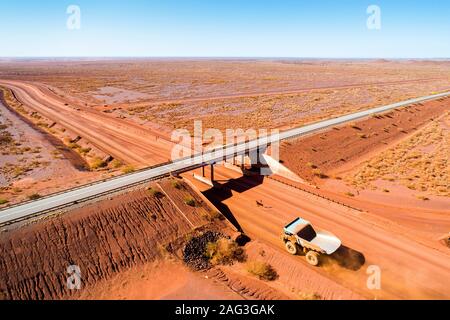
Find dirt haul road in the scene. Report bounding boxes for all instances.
[185,167,450,300]
[0,80,173,166]
[2,79,449,299]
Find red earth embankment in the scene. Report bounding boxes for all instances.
[0,179,213,300]
[280,97,450,182]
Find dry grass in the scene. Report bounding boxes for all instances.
[205,238,244,266]
[183,196,196,207]
[147,187,164,199]
[121,165,135,174]
[27,193,41,201]
[312,168,328,179]
[246,260,278,281]
[2,60,450,132]
[346,114,449,197]
[200,209,223,222]
[297,292,322,300]
[171,180,182,189]
[90,157,107,170]
[110,159,123,168]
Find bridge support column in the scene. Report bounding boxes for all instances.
[210,164,215,183]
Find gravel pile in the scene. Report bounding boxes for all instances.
[183,231,223,270]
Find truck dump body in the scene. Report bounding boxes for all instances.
[309,231,342,255]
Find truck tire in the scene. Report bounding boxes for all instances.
[285,241,298,255]
[306,251,320,266]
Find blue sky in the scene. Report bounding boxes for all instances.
[0,0,449,58]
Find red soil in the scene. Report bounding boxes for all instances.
[0,179,212,300]
[1,62,449,300]
[278,97,450,245]
[0,80,173,166]
[79,260,244,300]
[186,165,450,300]
[280,97,450,182]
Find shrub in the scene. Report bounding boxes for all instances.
[68,143,80,149]
[90,157,107,170]
[357,133,368,139]
[205,238,244,265]
[246,261,278,281]
[349,123,361,130]
[0,199,8,205]
[184,196,196,207]
[171,180,182,189]
[306,162,317,169]
[13,167,25,177]
[148,188,164,198]
[79,147,92,155]
[36,122,48,128]
[28,193,41,201]
[345,192,355,197]
[0,132,13,145]
[110,159,122,168]
[201,209,222,222]
[312,169,328,179]
[122,165,135,174]
[298,292,322,300]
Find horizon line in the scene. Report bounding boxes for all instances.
[1,56,450,61]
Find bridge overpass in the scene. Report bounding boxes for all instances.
[1,90,449,226]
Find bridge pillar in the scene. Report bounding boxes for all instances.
[210,163,215,182]
[244,146,270,176]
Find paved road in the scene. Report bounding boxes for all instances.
[1,90,449,225]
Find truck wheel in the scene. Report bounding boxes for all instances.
[306,251,320,266]
[285,241,298,255]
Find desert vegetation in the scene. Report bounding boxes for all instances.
[246,260,278,281]
[1,60,450,133]
[0,108,47,186]
[205,238,245,266]
[346,113,449,197]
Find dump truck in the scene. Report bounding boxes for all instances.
[281,217,341,266]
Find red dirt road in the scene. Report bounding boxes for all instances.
[0,80,173,166]
[185,167,450,300]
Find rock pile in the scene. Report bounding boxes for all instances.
[183,231,223,270]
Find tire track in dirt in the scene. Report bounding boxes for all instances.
[206,268,290,300]
[188,166,450,299]
[0,80,174,166]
